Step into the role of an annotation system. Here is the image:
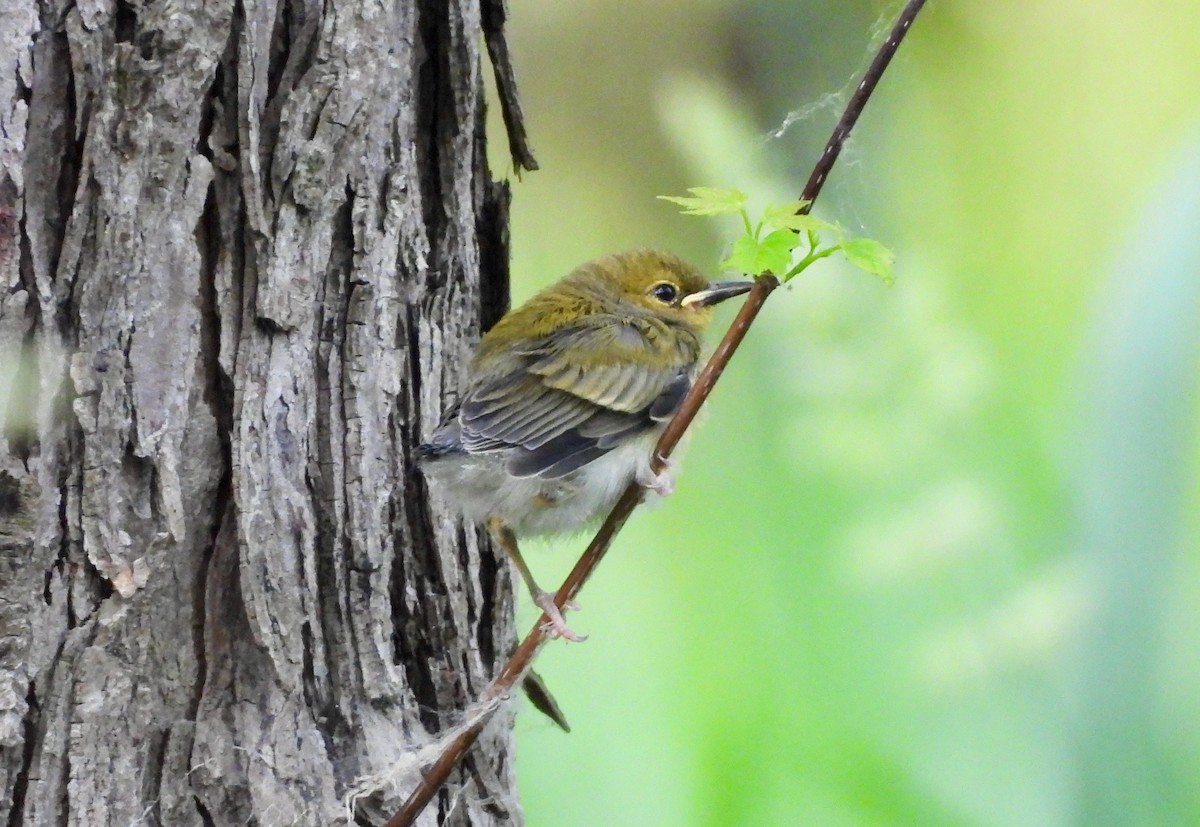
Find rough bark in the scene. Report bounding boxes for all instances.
[0,0,517,824]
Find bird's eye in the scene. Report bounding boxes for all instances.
[650,282,679,304]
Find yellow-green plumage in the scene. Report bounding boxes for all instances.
[477,249,717,349]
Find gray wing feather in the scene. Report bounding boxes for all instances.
[456,320,697,478]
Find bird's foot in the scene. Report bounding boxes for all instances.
[637,456,675,497]
[533,590,586,642]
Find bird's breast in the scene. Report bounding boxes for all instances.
[423,429,663,537]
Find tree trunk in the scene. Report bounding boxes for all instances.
[0,0,518,823]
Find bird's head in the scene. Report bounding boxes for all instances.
[594,249,753,332]
[476,250,753,360]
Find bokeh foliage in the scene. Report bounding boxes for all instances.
[493,1,1200,826]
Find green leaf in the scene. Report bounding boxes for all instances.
[778,214,840,235]
[759,201,811,227]
[722,228,799,275]
[839,237,896,283]
[658,187,748,216]
[759,202,838,235]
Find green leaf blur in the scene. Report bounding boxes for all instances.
[489,2,1200,826]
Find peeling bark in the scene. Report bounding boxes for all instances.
[0,0,517,823]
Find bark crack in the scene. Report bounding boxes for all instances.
[187,64,233,824]
[113,0,136,45]
[4,685,39,827]
[414,1,446,284]
[191,142,226,716]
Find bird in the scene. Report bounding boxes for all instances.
[419,249,752,642]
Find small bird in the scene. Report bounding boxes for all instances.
[420,249,752,641]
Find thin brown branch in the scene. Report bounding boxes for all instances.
[482,0,539,173]
[798,0,925,209]
[385,2,927,823]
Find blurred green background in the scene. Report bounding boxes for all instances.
[491,1,1200,825]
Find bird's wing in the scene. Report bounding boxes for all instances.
[458,318,696,479]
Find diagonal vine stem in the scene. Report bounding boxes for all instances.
[384,2,927,824]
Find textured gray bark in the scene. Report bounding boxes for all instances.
[0,0,518,824]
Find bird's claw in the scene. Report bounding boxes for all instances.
[637,457,675,497]
[534,590,587,642]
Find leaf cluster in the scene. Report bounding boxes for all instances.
[659,187,894,283]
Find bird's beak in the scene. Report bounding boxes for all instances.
[681,281,755,309]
